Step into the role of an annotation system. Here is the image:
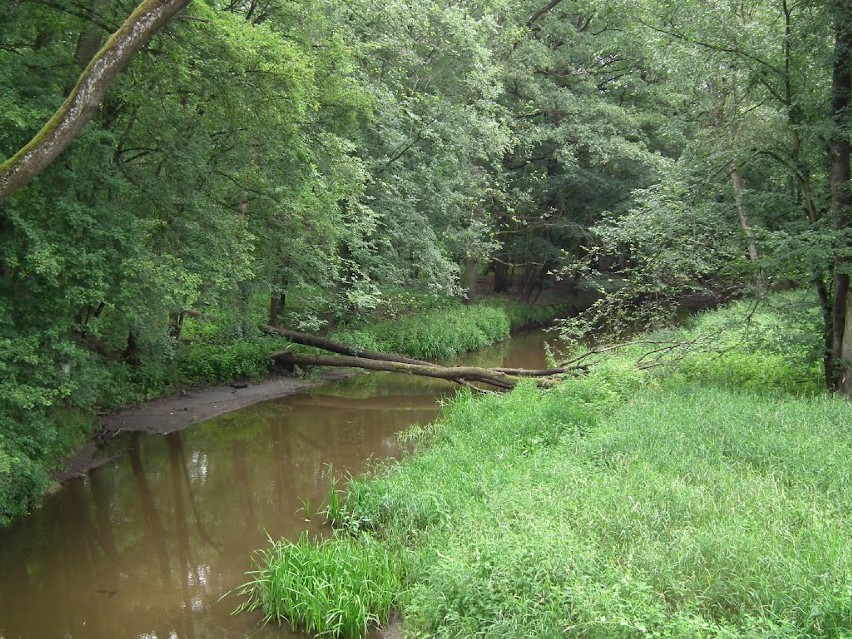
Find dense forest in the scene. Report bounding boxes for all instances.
[1,0,850,542]
[1,1,851,637]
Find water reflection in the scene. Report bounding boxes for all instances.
[0,330,555,638]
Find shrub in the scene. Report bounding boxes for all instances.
[178,335,288,383]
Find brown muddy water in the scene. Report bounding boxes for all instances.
[0,331,556,639]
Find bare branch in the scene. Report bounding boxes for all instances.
[526,0,565,29]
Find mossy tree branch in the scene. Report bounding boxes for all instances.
[0,0,191,206]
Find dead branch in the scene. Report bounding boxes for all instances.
[271,352,556,391]
[262,325,433,366]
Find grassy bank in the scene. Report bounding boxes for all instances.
[241,295,851,637]
[0,292,568,526]
[329,294,574,361]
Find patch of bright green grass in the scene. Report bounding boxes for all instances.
[236,533,399,638]
[342,381,851,638]
[331,301,512,361]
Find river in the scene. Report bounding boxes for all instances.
[0,330,556,639]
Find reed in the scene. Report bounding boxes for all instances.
[235,533,399,639]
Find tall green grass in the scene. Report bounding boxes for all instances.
[322,296,849,637]
[341,381,851,638]
[245,296,850,637]
[236,533,399,638]
[331,302,512,361]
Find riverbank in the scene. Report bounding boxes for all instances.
[1,293,575,526]
[241,294,852,638]
[53,370,356,483]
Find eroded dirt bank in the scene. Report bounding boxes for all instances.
[54,371,354,483]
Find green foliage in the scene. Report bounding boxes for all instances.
[0,409,94,525]
[178,335,288,384]
[485,294,580,329]
[236,532,399,639]
[0,435,50,526]
[658,294,825,394]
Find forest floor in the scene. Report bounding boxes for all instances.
[53,370,355,483]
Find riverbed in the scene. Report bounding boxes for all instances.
[0,330,556,639]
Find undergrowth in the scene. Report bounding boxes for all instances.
[331,302,512,361]
[0,409,95,525]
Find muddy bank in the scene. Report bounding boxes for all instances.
[54,371,354,483]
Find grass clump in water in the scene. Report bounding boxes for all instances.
[236,532,399,638]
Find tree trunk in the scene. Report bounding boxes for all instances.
[0,0,191,206]
[830,4,852,394]
[493,260,510,293]
[271,352,552,390]
[728,165,759,262]
[123,330,141,369]
[268,292,286,327]
[73,0,110,69]
[463,258,478,305]
[268,273,287,327]
[841,293,852,393]
[168,311,185,340]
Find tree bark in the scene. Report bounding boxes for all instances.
[268,273,287,328]
[493,260,510,293]
[270,352,552,391]
[526,0,565,29]
[0,0,191,206]
[728,165,759,262]
[830,3,852,394]
[73,0,111,69]
[463,258,478,305]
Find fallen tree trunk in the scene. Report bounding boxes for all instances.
[494,366,579,377]
[263,325,433,366]
[271,352,555,390]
